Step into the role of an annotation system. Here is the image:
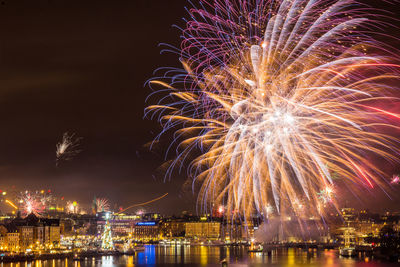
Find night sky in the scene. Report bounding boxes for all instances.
[0,0,399,215]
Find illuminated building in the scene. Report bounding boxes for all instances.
[0,235,6,249]
[134,221,160,241]
[96,212,141,236]
[185,221,221,240]
[1,224,20,251]
[142,213,162,221]
[160,219,186,238]
[341,208,356,226]
[220,221,242,243]
[60,218,74,235]
[357,221,385,237]
[6,232,19,251]
[46,221,61,247]
[241,221,255,241]
[110,214,140,235]
[1,213,61,251]
[18,225,34,250]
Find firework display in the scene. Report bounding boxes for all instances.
[18,191,50,216]
[66,200,79,213]
[147,0,400,220]
[56,132,82,165]
[95,198,110,213]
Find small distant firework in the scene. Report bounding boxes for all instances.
[18,191,49,216]
[292,199,305,214]
[265,204,274,217]
[136,209,146,216]
[318,186,335,204]
[391,175,400,185]
[217,205,224,214]
[56,132,82,165]
[96,198,110,212]
[66,201,78,213]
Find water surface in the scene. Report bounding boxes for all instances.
[1,246,398,267]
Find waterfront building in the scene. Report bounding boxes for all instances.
[0,235,5,249]
[241,221,255,241]
[341,208,356,226]
[18,225,34,250]
[160,218,186,238]
[220,220,243,243]
[185,221,221,240]
[133,221,160,241]
[142,213,162,221]
[111,213,140,235]
[96,212,140,236]
[71,214,97,236]
[0,213,61,251]
[5,227,20,252]
[46,220,61,247]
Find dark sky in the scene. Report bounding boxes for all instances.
[0,0,196,214]
[0,0,399,215]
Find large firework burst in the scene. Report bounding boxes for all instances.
[147,0,400,220]
[18,191,50,216]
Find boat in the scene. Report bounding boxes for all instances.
[123,249,135,255]
[134,246,145,252]
[339,247,356,257]
[339,226,357,257]
[72,253,83,261]
[220,258,228,267]
[248,244,263,253]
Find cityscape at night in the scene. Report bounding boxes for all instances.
[0,0,400,266]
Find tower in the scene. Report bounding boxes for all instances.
[92,196,97,215]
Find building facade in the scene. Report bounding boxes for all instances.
[133,221,160,241]
[185,221,221,240]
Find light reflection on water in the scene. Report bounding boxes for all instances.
[0,246,399,267]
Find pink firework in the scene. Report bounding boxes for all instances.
[391,175,400,185]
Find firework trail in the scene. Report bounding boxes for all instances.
[146,0,400,221]
[96,198,110,212]
[117,193,169,214]
[56,132,82,165]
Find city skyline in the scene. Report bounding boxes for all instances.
[0,0,400,265]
